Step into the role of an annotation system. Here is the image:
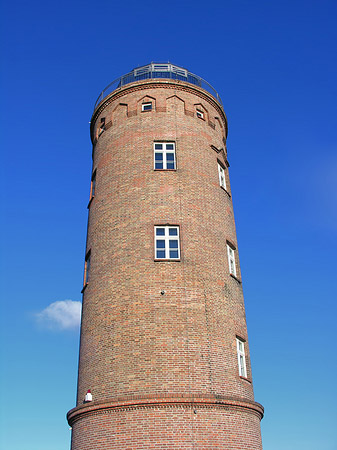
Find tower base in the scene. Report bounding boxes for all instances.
[68,394,263,449]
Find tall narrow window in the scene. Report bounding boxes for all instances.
[155,226,180,260]
[154,142,176,170]
[84,251,91,285]
[218,163,227,190]
[90,170,96,200]
[227,244,237,277]
[236,337,247,378]
[142,102,152,111]
[99,118,105,135]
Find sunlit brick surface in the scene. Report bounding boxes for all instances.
[68,77,263,449]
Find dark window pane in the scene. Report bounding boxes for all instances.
[169,240,178,249]
[169,228,177,236]
[143,103,152,110]
[167,163,175,170]
[166,144,174,150]
[157,250,165,258]
[155,144,163,149]
[170,250,178,258]
[155,162,163,169]
[156,228,165,235]
[166,153,174,161]
[85,258,90,283]
[155,153,163,160]
[157,240,165,248]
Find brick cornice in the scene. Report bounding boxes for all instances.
[67,394,264,426]
[90,79,228,142]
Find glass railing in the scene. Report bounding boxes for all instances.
[94,63,223,109]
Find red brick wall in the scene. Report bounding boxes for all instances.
[68,79,263,449]
[70,401,263,450]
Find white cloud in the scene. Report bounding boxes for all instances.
[36,300,82,330]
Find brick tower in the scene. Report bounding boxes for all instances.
[67,63,264,449]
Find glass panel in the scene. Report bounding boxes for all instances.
[166,144,174,150]
[85,259,90,283]
[166,153,174,160]
[167,162,175,170]
[170,250,178,259]
[155,162,163,169]
[239,356,245,373]
[155,153,163,160]
[156,240,165,249]
[143,103,152,110]
[157,250,165,258]
[154,143,163,149]
[169,228,177,236]
[238,341,243,351]
[156,228,165,235]
[169,240,178,248]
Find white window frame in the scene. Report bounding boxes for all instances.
[142,102,152,111]
[154,142,176,170]
[196,110,204,119]
[227,244,237,277]
[218,163,227,190]
[154,226,180,260]
[236,337,247,378]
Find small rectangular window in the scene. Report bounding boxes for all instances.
[218,163,226,190]
[196,110,204,119]
[236,337,247,378]
[155,226,180,260]
[99,118,105,135]
[142,102,152,111]
[154,142,176,170]
[227,244,237,277]
[84,251,91,285]
[90,170,96,199]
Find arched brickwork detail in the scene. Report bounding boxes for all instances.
[166,94,185,114]
[137,94,156,112]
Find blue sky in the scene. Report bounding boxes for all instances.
[1,1,336,449]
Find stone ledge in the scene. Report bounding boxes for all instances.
[67,394,264,425]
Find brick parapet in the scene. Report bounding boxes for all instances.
[90,78,228,143]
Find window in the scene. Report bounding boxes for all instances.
[196,110,204,119]
[98,118,105,135]
[218,163,226,190]
[84,251,91,285]
[236,337,247,378]
[154,142,176,170]
[142,102,152,111]
[90,170,96,199]
[227,244,237,277]
[155,226,180,260]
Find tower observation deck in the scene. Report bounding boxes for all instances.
[94,62,223,109]
[67,63,263,450]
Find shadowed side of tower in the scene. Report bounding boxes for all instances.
[67,63,263,449]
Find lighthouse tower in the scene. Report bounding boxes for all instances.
[67,63,263,449]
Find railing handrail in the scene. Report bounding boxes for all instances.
[94,63,223,110]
